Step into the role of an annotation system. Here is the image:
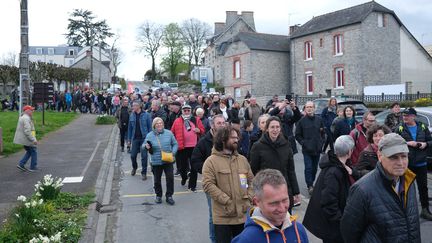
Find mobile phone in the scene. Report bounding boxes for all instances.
[286,94,292,102]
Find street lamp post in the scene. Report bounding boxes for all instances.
[19,0,30,116]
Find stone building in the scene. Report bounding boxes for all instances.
[205,11,290,98]
[290,1,432,96]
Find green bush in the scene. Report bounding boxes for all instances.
[0,175,95,242]
[365,101,416,109]
[95,115,116,125]
[34,175,63,201]
[415,98,432,107]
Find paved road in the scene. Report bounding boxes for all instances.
[113,142,432,243]
[0,114,112,226]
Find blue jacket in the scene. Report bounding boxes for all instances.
[127,111,152,141]
[65,92,72,103]
[321,107,337,129]
[144,129,178,166]
[232,207,309,243]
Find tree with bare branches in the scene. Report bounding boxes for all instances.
[137,21,164,81]
[181,18,212,74]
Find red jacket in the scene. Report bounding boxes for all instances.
[171,116,205,150]
[349,123,369,166]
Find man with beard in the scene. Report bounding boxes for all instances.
[203,125,254,243]
[191,114,226,243]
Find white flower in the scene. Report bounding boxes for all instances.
[24,202,30,208]
[35,192,41,197]
[31,200,37,207]
[50,232,62,242]
[17,195,27,202]
[15,213,20,218]
[38,199,44,205]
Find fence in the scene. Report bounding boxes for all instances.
[292,92,432,107]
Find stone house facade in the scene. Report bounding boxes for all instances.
[290,1,432,96]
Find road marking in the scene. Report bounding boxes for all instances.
[80,141,101,177]
[125,170,203,183]
[62,177,84,183]
[123,190,204,198]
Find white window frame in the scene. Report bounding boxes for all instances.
[305,71,313,95]
[48,48,54,55]
[234,60,241,79]
[305,42,313,61]
[36,48,42,55]
[378,13,384,27]
[334,35,343,56]
[68,49,75,56]
[335,68,345,89]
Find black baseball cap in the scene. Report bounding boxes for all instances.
[402,107,417,116]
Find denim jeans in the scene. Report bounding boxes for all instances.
[206,193,216,243]
[19,146,37,169]
[130,139,147,174]
[303,152,320,188]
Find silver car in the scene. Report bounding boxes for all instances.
[375,107,432,132]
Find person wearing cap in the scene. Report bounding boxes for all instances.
[396,107,432,220]
[14,105,38,172]
[340,133,420,243]
[171,104,205,191]
[385,102,402,131]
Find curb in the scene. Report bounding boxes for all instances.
[79,125,118,243]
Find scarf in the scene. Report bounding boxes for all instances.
[346,117,355,128]
[220,106,228,120]
[328,105,336,113]
[182,114,192,131]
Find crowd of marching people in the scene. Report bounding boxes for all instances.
[106,85,432,243]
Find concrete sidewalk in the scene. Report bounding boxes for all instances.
[0,114,113,225]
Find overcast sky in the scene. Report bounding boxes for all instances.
[1,0,431,80]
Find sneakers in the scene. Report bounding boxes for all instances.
[17,165,28,172]
[142,174,147,181]
[421,208,432,221]
[127,146,131,153]
[28,168,39,172]
[181,178,187,186]
[174,171,180,177]
[166,197,175,205]
[131,169,136,176]
[308,186,314,196]
[155,196,162,204]
[189,188,197,193]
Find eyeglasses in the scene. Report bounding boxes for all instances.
[183,109,191,112]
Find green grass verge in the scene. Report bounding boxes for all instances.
[0,192,95,242]
[0,111,78,155]
[95,115,116,125]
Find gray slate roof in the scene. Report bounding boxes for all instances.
[290,1,400,39]
[233,32,290,52]
[29,46,82,55]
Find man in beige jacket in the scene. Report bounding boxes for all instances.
[203,125,254,243]
[14,105,38,171]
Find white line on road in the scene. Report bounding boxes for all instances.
[62,176,84,183]
[80,141,101,177]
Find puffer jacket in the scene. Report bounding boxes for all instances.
[303,151,359,242]
[232,207,309,243]
[295,115,324,155]
[396,121,432,167]
[143,129,178,166]
[13,113,37,147]
[171,116,205,150]
[250,133,300,196]
[202,148,254,225]
[340,162,420,243]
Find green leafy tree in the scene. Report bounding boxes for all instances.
[137,21,164,81]
[0,65,19,94]
[161,23,184,81]
[65,9,114,49]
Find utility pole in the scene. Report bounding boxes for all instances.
[19,0,30,115]
[90,28,94,89]
[99,43,102,90]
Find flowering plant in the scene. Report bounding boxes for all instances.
[29,232,62,243]
[35,175,63,201]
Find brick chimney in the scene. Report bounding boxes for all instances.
[226,11,238,27]
[214,22,226,36]
[289,25,301,35]
[241,11,255,31]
